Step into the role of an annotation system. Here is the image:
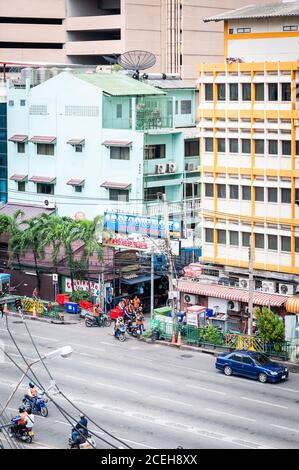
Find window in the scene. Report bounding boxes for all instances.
[17,142,25,154]
[281,236,291,252]
[144,186,165,201]
[37,183,54,195]
[229,83,238,101]
[268,140,278,155]
[205,138,213,152]
[255,187,264,202]
[229,138,238,153]
[255,83,264,101]
[268,234,278,250]
[36,143,54,156]
[281,188,291,203]
[175,100,179,115]
[217,184,226,198]
[109,189,129,201]
[116,104,122,119]
[217,229,226,244]
[17,181,25,192]
[185,183,200,198]
[296,188,299,202]
[205,183,214,197]
[282,140,291,156]
[242,186,251,200]
[281,83,291,101]
[230,185,239,199]
[110,146,130,160]
[255,233,264,249]
[237,27,251,33]
[75,144,83,153]
[229,231,239,246]
[144,144,165,160]
[242,139,251,154]
[181,100,192,114]
[75,186,82,193]
[205,84,213,101]
[242,232,250,247]
[295,237,299,253]
[296,141,299,155]
[242,356,254,365]
[205,228,214,243]
[255,139,264,155]
[268,188,278,202]
[283,25,298,31]
[229,28,234,34]
[8,100,14,106]
[217,138,226,153]
[185,139,199,157]
[268,83,278,101]
[20,99,26,106]
[242,83,251,101]
[217,84,226,101]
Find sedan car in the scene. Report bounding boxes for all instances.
[215,350,289,383]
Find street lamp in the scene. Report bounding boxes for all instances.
[0,346,73,417]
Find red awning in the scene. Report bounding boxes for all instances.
[29,176,56,184]
[67,139,85,145]
[178,280,289,308]
[8,135,28,143]
[101,181,131,190]
[67,179,85,186]
[9,174,28,182]
[29,136,56,144]
[102,140,132,147]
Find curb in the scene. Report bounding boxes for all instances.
[6,311,79,325]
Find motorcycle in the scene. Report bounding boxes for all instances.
[126,322,142,338]
[8,418,34,443]
[85,313,111,328]
[114,323,126,342]
[68,432,96,449]
[23,394,48,417]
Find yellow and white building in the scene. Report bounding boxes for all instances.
[197,0,299,291]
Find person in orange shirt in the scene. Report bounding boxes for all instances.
[93,303,103,326]
[133,295,140,309]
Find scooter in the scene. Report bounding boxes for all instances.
[23,394,48,417]
[85,313,111,328]
[126,322,142,338]
[68,432,96,449]
[114,323,126,342]
[8,418,34,444]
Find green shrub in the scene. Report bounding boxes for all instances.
[255,307,285,343]
[202,325,224,345]
[70,289,92,304]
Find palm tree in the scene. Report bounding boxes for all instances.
[0,210,24,269]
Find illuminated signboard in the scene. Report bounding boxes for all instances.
[104,233,166,253]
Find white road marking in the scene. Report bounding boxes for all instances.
[31,335,59,342]
[61,374,87,383]
[187,384,226,395]
[270,423,299,433]
[133,373,171,383]
[276,386,299,394]
[70,343,106,352]
[150,396,192,407]
[96,381,138,395]
[82,362,119,372]
[207,408,256,422]
[240,396,288,409]
[75,352,94,358]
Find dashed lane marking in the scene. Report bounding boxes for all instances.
[240,396,288,409]
[186,384,226,395]
[133,373,171,383]
[270,424,299,434]
[149,396,192,407]
[206,408,256,422]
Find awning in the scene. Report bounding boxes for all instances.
[101,181,131,190]
[102,140,132,147]
[9,174,28,182]
[8,134,28,143]
[29,136,56,144]
[178,280,289,307]
[67,139,85,146]
[29,176,56,184]
[67,179,85,186]
[286,296,299,314]
[121,274,160,285]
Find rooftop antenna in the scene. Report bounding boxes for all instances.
[117,50,156,80]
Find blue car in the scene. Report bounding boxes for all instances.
[215,350,289,383]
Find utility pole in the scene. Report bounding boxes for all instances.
[248,235,254,335]
[150,246,154,319]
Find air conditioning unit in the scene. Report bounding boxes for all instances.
[262,281,275,293]
[167,163,176,173]
[239,278,249,289]
[44,198,56,209]
[186,229,194,239]
[227,300,241,312]
[278,283,294,296]
[183,293,197,304]
[155,164,166,174]
[185,163,195,171]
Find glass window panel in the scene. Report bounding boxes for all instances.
[268,235,278,250]
[281,83,291,101]
[281,188,291,203]
[255,233,264,249]
[229,83,238,101]
[268,140,278,155]
[242,83,251,101]
[242,185,251,200]
[205,183,214,197]
[229,231,239,246]
[230,185,239,199]
[268,83,278,101]
[255,187,264,201]
[217,138,226,153]
[255,139,264,154]
[242,139,251,154]
[217,184,226,198]
[229,138,238,153]
[268,188,278,202]
[205,84,213,101]
[282,140,291,155]
[217,229,226,244]
[205,228,214,243]
[242,232,250,247]
[217,84,226,101]
[255,83,264,101]
[281,236,291,252]
[205,138,213,152]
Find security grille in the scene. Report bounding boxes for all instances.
[65,105,99,117]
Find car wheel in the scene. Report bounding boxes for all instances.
[223,365,233,376]
[258,372,267,383]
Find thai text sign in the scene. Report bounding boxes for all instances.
[64,278,100,296]
[104,212,181,239]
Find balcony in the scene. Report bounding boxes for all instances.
[136,97,173,131]
[66,15,121,31]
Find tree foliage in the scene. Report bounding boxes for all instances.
[255,307,285,343]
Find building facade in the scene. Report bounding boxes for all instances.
[198,0,299,294]
[6,70,199,230]
[0,0,272,83]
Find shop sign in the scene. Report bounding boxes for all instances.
[104,233,166,253]
[186,312,199,327]
[64,278,100,296]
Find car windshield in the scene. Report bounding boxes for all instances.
[254,353,272,365]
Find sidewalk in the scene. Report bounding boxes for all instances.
[4,310,82,325]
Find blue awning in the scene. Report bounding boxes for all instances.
[121,274,160,285]
[0,274,11,281]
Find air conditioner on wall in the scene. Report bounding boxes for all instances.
[183,293,197,304]
[227,300,241,312]
[239,278,249,289]
[44,198,56,209]
[185,163,195,171]
[167,163,176,173]
[262,281,275,293]
[155,164,166,174]
[278,283,294,296]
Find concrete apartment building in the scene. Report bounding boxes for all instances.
[0,0,272,83]
[197,0,299,297]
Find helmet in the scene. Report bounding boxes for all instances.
[29,382,34,388]
[95,303,99,308]
[80,413,85,419]
[26,407,32,415]
[18,406,25,413]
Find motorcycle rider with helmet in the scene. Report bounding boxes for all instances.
[93,303,103,327]
[10,406,28,437]
[24,382,38,408]
[71,414,89,447]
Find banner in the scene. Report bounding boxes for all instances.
[63,278,100,296]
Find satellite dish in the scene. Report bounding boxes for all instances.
[117,50,156,80]
[103,55,119,65]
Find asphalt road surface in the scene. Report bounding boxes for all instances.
[0,316,299,449]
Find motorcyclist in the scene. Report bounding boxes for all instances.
[93,303,103,327]
[71,414,89,446]
[11,406,28,436]
[136,308,145,333]
[114,316,123,337]
[24,407,34,433]
[24,382,38,408]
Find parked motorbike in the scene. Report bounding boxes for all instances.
[114,323,126,342]
[126,322,142,338]
[85,313,111,328]
[23,394,48,417]
[8,419,34,443]
[68,432,96,449]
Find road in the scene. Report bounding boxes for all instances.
[0,316,299,449]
